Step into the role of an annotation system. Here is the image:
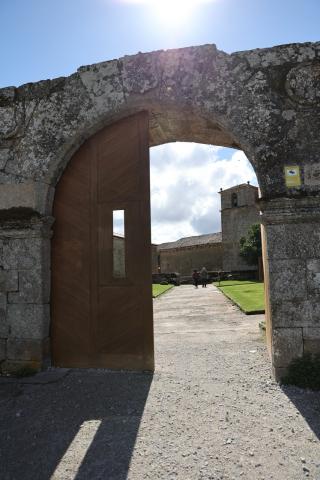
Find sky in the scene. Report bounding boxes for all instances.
[1,0,319,243]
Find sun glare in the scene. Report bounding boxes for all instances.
[120,0,216,27]
[152,0,196,25]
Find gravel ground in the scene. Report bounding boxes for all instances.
[0,285,320,480]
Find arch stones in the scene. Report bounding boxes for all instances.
[0,41,320,379]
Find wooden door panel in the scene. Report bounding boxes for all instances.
[97,118,142,203]
[51,141,92,367]
[97,286,142,353]
[51,112,154,370]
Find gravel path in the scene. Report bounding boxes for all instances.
[1,285,320,480]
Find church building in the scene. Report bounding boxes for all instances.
[157,183,260,276]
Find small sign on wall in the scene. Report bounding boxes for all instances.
[284,166,301,187]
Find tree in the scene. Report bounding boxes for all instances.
[239,223,262,266]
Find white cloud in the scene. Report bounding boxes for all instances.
[150,142,257,244]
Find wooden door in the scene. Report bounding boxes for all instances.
[51,112,154,370]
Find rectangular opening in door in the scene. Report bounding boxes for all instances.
[113,209,126,278]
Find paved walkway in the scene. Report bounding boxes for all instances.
[1,285,320,479]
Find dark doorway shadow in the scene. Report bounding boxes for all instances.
[281,385,320,440]
[0,369,153,480]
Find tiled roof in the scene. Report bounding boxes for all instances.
[158,232,222,251]
[218,183,258,194]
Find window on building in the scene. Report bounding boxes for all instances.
[113,210,126,278]
[231,192,238,207]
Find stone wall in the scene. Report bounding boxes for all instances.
[151,244,158,274]
[113,236,158,277]
[113,236,126,278]
[0,41,319,378]
[0,216,51,372]
[159,243,223,276]
[261,197,320,379]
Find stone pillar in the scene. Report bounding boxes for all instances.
[260,196,320,380]
[0,215,53,373]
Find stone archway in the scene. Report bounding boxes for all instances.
[0,42,319,380]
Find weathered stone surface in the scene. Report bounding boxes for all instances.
[7,304,49,339]
[0,104,23,140]
[2,237,49,270]
[273,328,303,368]
[1,359,41,374]
[286,62,320,105]
[0,182,54,215]
[0,87,15,105]
[264,223,320,260]
[303,339,320,355]
[0,148,11,170]
[306,259,320,292]
[0,41,319,376]
[303,328,320,354]
[79,59,125,116]
[0,42,318,197]
[7,338,44,361]
[0,293,7,337]
[5,74,96,183]
[0,269,18,292]
[0,338,6,361]
[268,259,307,301]
[303,327,320,339]
[8,269,49,304]
[271,299,320,328]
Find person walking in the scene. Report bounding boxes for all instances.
[200,266,208,288]
[192,269,200,288]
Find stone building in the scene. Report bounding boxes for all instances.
[114,235,158,275]
[157,183,260,275]
[158,233,222,275]
[220,183,260,272]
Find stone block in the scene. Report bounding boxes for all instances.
[272,328,303,368]
[303,327,320,355]
[303,339,320,355]
[0,293,7,337]
[1,360,41,375]
[8,269,50,304]
[271,299,320,328]
[306,259,320,292]
[0,269,18,292]
[7,338,44,362]
[7,304,50,340]
[303,327,320,339]
[0,339,6,361]
[268,259,306,301]
[122,53,159,95]
[265,223,320,260]
[0,148,11,170]
[0,239,3,267]
[0,106,17,138]
[273,366,288,383]
[0,181,54,216]
[79,59,125,116]
[2,238,49,270]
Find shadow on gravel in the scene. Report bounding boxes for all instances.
[282,386,320,440]
[0,370,153,480]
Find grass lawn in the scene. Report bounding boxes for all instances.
[213,280,265,314]
[152,284,174,298]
